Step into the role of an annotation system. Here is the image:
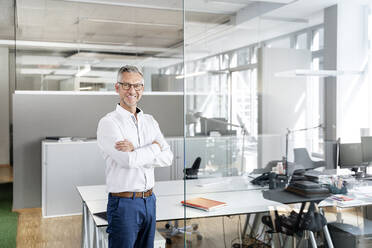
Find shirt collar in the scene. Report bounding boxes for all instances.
[116,104,143,118]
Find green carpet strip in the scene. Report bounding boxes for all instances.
[0,183,18,248]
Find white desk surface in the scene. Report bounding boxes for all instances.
[319,187,372,208]
[77,176,264,202]
[87,189,285,227]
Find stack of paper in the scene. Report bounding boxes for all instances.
[330,194,364,207]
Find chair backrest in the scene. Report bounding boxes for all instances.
[294,148,311,162]
[294,148,325,170]
[191,157,201,170]
[184,157,202,179]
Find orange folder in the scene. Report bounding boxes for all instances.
[181,197,227,211]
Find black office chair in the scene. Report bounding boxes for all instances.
[184,157,201,180]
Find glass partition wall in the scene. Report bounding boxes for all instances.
[182,1,372,247]
[180,1,372,247]
[5,0,372,247]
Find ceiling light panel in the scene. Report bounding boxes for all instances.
[62,59,99,66]
[81,18,180,28]
[20,68,54,75]
[84,70,116,77]
[68,52,140,60]
[44,75,72,80]
[60,0,183,11]
[93,60,140,68]
[52,69,78,75]
[17,55,66,65]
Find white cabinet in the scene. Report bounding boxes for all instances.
[41,136,241,217]
[42,141,106,217]
[41,138,184,217]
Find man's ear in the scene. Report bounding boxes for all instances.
[115,83,119,93]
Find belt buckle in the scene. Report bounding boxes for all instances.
[142,191,145,198]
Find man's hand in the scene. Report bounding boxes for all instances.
[152,140,161,150]
[115,140,134,152]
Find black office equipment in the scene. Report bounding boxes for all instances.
[338,142,363,168]
[251,172,270,186]
[337,139,372,178]
[361,136,372,163]
[251,172,287,189]
[200,117,228,136]
[286,181,330,198]
[328,221,372,248]
[94,211,107,221]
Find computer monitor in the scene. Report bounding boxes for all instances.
[361,136,372,163]
[200,117,227,135]
[338,143,363,168]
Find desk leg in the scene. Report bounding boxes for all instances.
[250,213,264,238]
[309,231,317,248]
[269,207,282,248]
[93,224,101,248]
[98,226,104,248]
[103,228,108,248]
[88,209,94,248]
[322,225,333,248]
[318,207,334,248]
[81,202,88,248]
[93,224,97,248]
[291,235,296,248]
[242,213,250,237]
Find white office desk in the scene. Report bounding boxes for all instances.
[319,186,372,209]
[86,189,283,227]
[85,190,284,248]
[77,176,275,248]
[76,175,262,201]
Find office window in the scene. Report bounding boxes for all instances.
[251,46,258,64]
[231,69,257,138]
[309,57,325,156]
[230,69,258,172]
[296,33,308,49]
[205,56,220,71]
[220,53,230,70]
[266,37,291,48]
[237,47,250,67]
[229,52,237,68]
[311,28,324,51]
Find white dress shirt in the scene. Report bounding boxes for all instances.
[97,104,173,193]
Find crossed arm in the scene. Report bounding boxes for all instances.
[97,117,173,169]
[115,140,161,152]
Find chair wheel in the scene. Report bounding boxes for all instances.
[197,234,203,240]
[165,223,170,229]
[192,224,198,230]
[166,238,172,244]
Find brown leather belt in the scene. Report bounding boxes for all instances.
[111,189,153,198]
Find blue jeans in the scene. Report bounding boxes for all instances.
[106,193,156,248]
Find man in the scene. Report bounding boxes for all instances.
[97,65,173,248]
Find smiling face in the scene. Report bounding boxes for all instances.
[115,71,144,113]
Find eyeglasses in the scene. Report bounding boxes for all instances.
[118,82,144,91]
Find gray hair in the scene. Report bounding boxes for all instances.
[117,65,143,82]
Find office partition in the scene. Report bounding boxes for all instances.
[12,92,183,209]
